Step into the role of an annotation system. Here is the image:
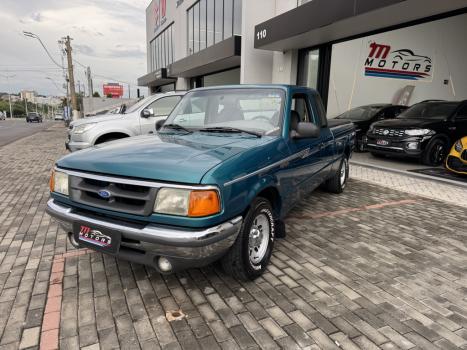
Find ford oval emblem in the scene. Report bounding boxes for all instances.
[98,190,111,199]
[383,129,390,135]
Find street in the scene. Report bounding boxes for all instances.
[0,125,466,349]
[0,119,57,147]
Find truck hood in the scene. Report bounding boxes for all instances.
[57,133,270,184]
[71,114,124,127]
[372,117,443,128]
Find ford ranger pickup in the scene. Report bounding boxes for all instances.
[46,85,355,280]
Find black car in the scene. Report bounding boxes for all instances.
[366,101,467,166]
[335,104,408,151]
[26,112,42,123]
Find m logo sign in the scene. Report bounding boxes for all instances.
[153,0,167,33]
[364,42,433,81]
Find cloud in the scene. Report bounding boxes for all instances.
[31,12,43,22]
[0,0,148,97]
[108,45,146,58]
[74,44,96,56]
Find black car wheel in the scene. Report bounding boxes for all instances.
[422,139,447,166]
[221,197,275,281]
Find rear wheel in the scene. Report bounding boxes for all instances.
[422,139,447,166]
[221,198,274,280]
[324,157,349,194]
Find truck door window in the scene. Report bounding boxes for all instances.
[291,95,316,128]
[147,96,181,117]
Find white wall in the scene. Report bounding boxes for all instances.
[327,13,467,117]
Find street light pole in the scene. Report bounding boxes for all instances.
[0,73,15,118]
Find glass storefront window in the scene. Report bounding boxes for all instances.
[223,0,233,39]
[207,0,214,46]
[233,0,242,35]
[149,24,175,72]
[214,0,223,44]
[194,3,200,53]
[188,8,193,55]
[306,49,319,89]
[200,0,207,50]
[188,0,242,55]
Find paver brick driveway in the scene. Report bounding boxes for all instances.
[0,125,466,350]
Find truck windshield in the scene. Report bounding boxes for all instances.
[163,88,284,136]
[124,96,153,114]
[398,102,458,119]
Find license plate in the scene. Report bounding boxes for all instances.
[73,223,119,252]
[376,139,389,146]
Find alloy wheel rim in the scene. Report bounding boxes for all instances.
[248,213,270,265]
[340,159,347,186]
[433,144,445,164]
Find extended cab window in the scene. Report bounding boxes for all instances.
[291,94,317,126]
[147,96,181,117]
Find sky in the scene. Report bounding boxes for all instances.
[0,0,149,98]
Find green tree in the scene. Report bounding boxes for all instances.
[106,93,113,98]
[92,91,100,97]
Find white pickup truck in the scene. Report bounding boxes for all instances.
[66,91,185,152]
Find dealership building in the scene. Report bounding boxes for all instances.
[137,0,467,116]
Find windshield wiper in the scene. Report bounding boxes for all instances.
[162,124,192,134]
[200,127,262,138]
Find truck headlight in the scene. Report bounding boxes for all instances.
[454,139,463,153]
[49,170,69,195]
[404,129,432,136]
[73,123,96,134]
[154,188,220,217]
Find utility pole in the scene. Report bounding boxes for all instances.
[24,96,28,115]
[86,67,93,97]
[63,36,79,120]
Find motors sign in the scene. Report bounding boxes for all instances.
[153,0,167,34]
[364,42,433,81]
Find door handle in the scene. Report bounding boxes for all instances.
[319,143,325,150]
[448,126,456,131]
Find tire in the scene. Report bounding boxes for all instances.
[324,156,349,194]
[422,139,447,166]
[221,198,275,280]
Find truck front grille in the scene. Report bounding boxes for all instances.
[69,176,158,216]
[374,128,405,137]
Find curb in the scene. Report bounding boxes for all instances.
[350,160,467,188]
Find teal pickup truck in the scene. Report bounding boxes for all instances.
[46,85,355,280]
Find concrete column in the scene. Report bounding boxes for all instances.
[240,0,276,84]
[272,50,298,84]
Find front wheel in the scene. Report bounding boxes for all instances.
[422,139,447,166]
[221,198,275,280]
[324,156,349,194]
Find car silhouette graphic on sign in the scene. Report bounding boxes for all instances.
[78,225,112,247]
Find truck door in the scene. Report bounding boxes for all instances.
[140,95,182,134]
[285,93,325,198]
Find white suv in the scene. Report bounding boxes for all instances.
[66,91,185,152]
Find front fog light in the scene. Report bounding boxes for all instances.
[158,257,172,272]
[50,170,69,195]
[406,142,419,150]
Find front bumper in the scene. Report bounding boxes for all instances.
[365,135,427,157]
[46,199,242,273]
[65,140,92,152]
[446,155,467,175]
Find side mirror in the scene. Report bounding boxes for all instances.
[155,118,166,131]
[141,108,154,118]
[292,122,320,139]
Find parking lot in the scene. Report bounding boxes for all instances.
[0,125,466,350]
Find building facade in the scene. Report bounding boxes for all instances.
[138,0,467,115]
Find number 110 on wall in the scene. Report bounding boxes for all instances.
[257,29,267,40]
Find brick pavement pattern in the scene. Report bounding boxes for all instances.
[0,125,466,349]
